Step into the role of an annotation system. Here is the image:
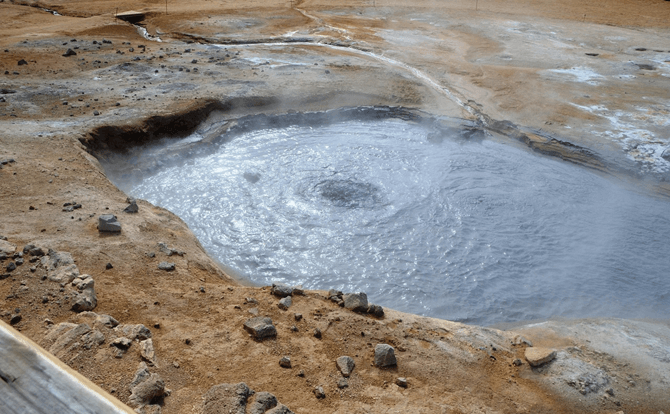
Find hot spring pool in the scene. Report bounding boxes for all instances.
[104,114,670,325]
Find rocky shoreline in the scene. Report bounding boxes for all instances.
[2,0,670,412]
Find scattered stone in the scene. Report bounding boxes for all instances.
[512,335,533,347]
[158,262,175,271]
[243,317,277,340]
[98,214,121,232]
[15,258,23,266]
[48,263,79,283]
[124,199,139,213]
[249,392,277,414]
[202,382,253,414]
[661,148,670,161]
[395,377,408,388]
[271,283,293,297]
[62,48,77,57]
[93,110,100,116]
[278,296,292,310]
[17,59,27,66]
[157,242,184,256]
[313,328,322,339]
[290,325,298,332]
[6,262,16,272]
[313,386,325,399]
[336,356,355,377]
[140,338,156,365]
[71,285,97,312]
[106,262,113,270]
[9,314,22,325]
[294,313,302,321]
[343,292,368,312]
[525,347,557,367]
[512,358,523,366]
[0,240,16,255]
[279,356,291,368]
[374,344,397,367]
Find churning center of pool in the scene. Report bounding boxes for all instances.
[109,118,670,325]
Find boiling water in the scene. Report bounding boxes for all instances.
[111,118,670,325]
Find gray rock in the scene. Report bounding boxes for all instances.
[71,288,97,312]
[328,289,343,298]
[98,214,121,232]
[111,337,132,349]
[158,262,175,271]
[367,304,384,317]
[248,391,277,414]
[42,250,74,272]
[157,242,184,257]
[129,373,165,407]
[279,356,291,368]
[49,323,91,356]
[374,344,397,367]
[48,263,79,283]
[336,356,355,377]
[140,338,156,365]
[95,314,119,328]
[6,262,16,272]
[395,377,408,388]
[313,328,322,339]
[266,404,294,414]
[337,377,348,389]
[202,383,253,414]
[271,283,293,297]
[243,317,277,340]
[525,347,557,367]
[343,292,368,312]
[130,362,151,389]
[313,386,325,399]
[124,199,139,213]
[117,324,152,340]
[278,296,292,310]
[72,275,94,290]
[62,48,77,57]
[662,148,670,161]
[0,240,16,255]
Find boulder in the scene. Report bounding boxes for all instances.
[248,392,277,414]
[116,324,152,340]
[336,356,355,377]
[98,214,121,232]
[158,262,175,271]
[48,263,80,283]
[525,347,557,367]
[140,338,156,365]
[374,344,397,367]
[243,317,277,340]
[271,283,293,297]
[129,373,165,407]
[278,296,292,310]
[343,292,368,312]
[71,288,97,312]
[0,240,16,255]
[124,199,139,213]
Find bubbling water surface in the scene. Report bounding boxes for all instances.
[110,118,670,325]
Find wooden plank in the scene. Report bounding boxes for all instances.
[0,320,134,414]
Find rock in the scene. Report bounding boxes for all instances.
[117,324,152,340]
[662,148,670,161]
[42,250,74,272]
[279,356,291,368]
[367,304,384,317]
[513,358,523,366]
[158,262,175,271]
[129,373,165,407]
[336,356,355,377]
[313,386,325,399]
[313,328,322,339]
[294,313,302,321]
[124,199,139,213]
[106,262,113,269]
[62,48,77,57]
[95,314,119,328]
[48,263,79,283]
[72,275,94,290]
[278,296,292,310]
[248,392,277,414]
[140,338,156,365]
[395,377,408,388]
[525,347,557,367]
[157,242,184,257]
[17,59,27,66]
[266,404,294,414]
[9,314,22,325]
[6,262,16,272]
[337,377,348,388]
[202,382,253,414]
[111,337,132,349]
[98,214,121,232]
[0,240,16,255]
[71,287,97,312]
[374,344,397,367]
[49,323,91,356]
[271,283,293,297]
[343,292,368,312]
[243,317,277,339]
